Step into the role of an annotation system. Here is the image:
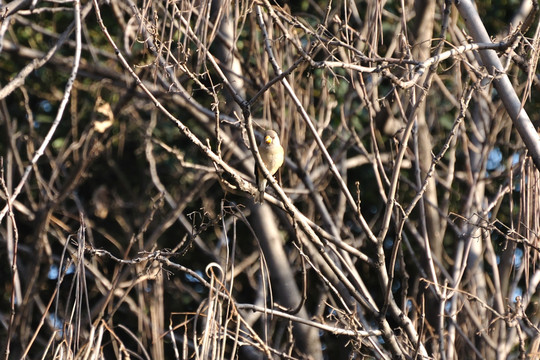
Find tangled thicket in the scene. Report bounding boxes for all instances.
[1,0,540,359]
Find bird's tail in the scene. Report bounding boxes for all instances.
[257,178,267,203]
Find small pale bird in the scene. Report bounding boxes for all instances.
[255,130,284,203]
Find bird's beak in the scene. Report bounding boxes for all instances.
[265,135,272,144]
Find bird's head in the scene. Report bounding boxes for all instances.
[264,130,279,145]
